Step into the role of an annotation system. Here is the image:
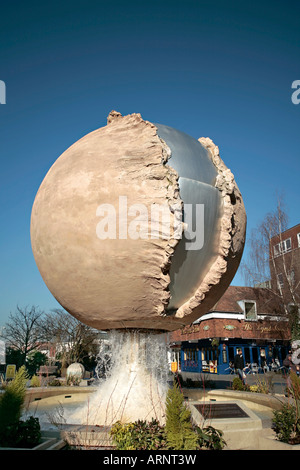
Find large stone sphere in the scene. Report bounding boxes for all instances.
[66,363,85,380]
[30,111,246,331]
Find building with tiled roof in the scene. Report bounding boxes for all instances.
[169,285,290,376]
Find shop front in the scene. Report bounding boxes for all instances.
[177,338,289,376]
[169,285,291,376]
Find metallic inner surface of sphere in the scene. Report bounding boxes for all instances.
[155,124,222,311]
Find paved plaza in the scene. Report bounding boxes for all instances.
[206,371,288,395]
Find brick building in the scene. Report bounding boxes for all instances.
[269,223,300,308]
[169,286,290,376]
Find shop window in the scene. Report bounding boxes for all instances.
[183,348,198,361]
[171,350,181,371]
[182,348,199,371]
[212,348,218,361]
[244,301,257,320]
[200,347,218,374]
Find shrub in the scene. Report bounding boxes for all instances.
[3,416,41,448]
[195,425,226,450]
[30,375,41,387]
[110,380,227,451]
[249,377,272,394]
[272,404,297,443]
[47,378,62,386]
[232,377,247,391]
[255,376,273,394]
[16,416,41,447]
[110,418,226,451]
[272,372,300,444]
[67,374,81,386]
[0,366,41,448]
[165,379,199,450]
[0,366,28,434]
[287,371,300,401]
[26,351,47,378]
[110,419,167,450]
[110,422,135,450]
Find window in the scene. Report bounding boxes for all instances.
[183,348,198,361]
[274,238,292,256]
[282,238,292,252]
[244,301,257,320]
[252,347,259,364]
[277,273,284,288]
[288,304,299,316]
[244,347,251,363]
[297,233,300,248]
[288,270,295,286]
[172,350,181,371]
[274,243,281,257]
[228,347,235,363]
[183,348,199,371]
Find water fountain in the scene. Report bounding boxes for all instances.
[30,111,246,428]
[69,330,169,426]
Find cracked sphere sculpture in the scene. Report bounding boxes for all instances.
[30,111,246,332]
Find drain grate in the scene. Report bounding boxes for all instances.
[195,403,250,419]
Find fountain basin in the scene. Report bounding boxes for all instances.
[25,386,95,408]
[24,387,96,425]
[24,386,296,450]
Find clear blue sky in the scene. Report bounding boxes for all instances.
[0,0,299,326]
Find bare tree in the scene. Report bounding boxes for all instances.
[41,309,99,368]
[1,306,45,365]
[241,195,299,337]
